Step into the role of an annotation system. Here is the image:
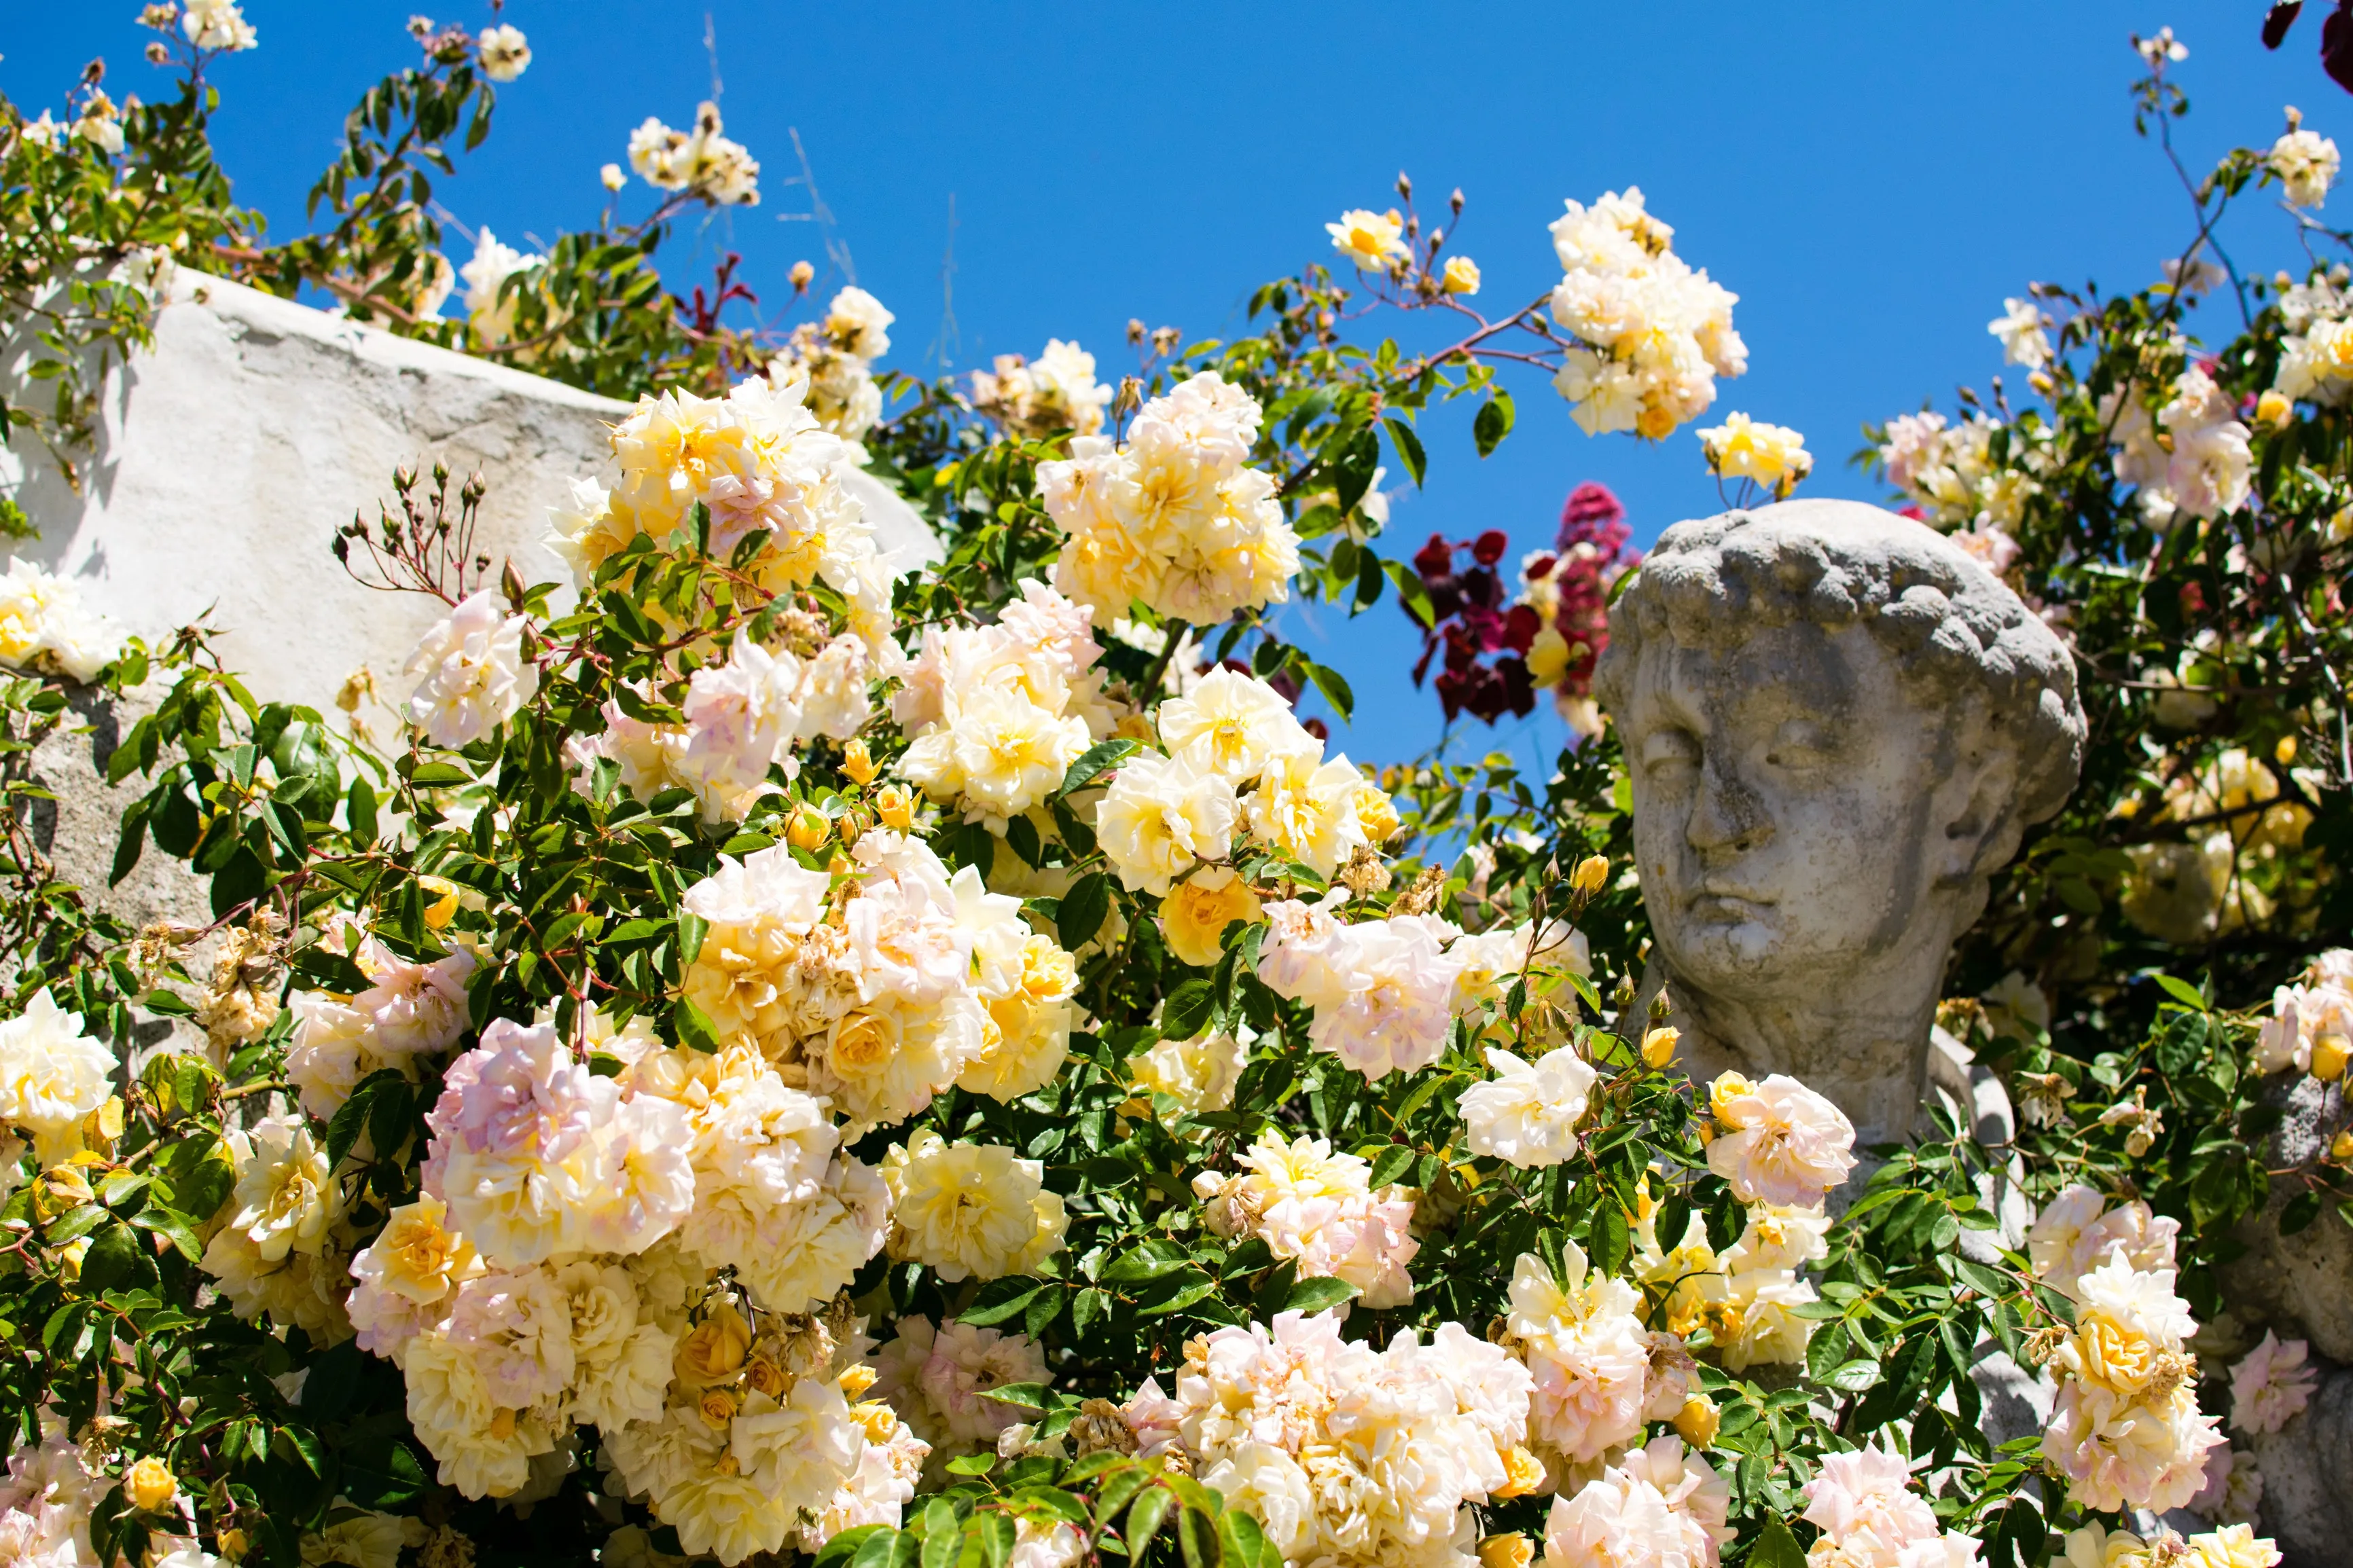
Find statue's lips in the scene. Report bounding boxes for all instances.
[1685,888,1776,924]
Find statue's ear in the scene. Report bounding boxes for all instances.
[1935,744,2022,888]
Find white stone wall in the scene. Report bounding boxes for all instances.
[1,270,933,716]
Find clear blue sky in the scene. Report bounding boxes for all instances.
[4,2,2337,767]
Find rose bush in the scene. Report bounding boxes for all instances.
[0,12,2341,1568]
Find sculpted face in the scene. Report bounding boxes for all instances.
[1621,621,1955,999]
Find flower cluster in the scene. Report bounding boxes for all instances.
[2227,1330,2317,1436]
[2252,947,2352,1081]
[626,101,759,205]
[2024,1183,2180,1300]
[1545,188,1745,439]
[895,578,1115,828]
[2108,365,2253,527]
[869,1315,1047,1476]
[1799,1446,1982,1568]
[2062,1521,2280,1568]
[1405,529,1543,724]
[457,228,543,345]
[1501,1245,1692,1476]
[2037,1252,2225,1512]
[1092,668,1397,900]
[1632,1188,1833,1374]
[0,991,117,1171]
[181,0,258,52]
[1255,896,1582,1082]
[773,287,897,441]
[1037,371,1301,626]
[403,589,539,749]
[1877,410,2034,539]
[1192,1129,1420,1307]
[969,340,1115,438]
[676,835,1077,1135]
[1515,481,1638,737]
[1537,1434,1733,1568]
[0,1417,101,1567]
[1121,1309,1537,1568]
[0,560,124,683]
[1698,412,1812,500]
[2267,111,2340,208]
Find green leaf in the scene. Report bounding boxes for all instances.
[1587,1199,1630,1279]
[1382,416,1428,488]
[1127,1489,1176,1558]
[986,1381,1049,1412]
[1384,560,1435,629]
[1473,390,1515,457]
[1748,1520,1807,1568]
[2154,1011,2208,1079]
[1061,739,1140,797]
[1161,979,1217,1040]
[2153,974,2208,1010]
[1280,1276,1359,1313]
[75,1222,150,1294]
[673,996,722,1053]
[1367,1145,1416,1189]
[958,1277,1045,1327]
[1302,662,1354,722]
[1179,1506,1223,1568]
[945,1454,996,1477]
[814,1527,895,1568]
[1826,1359,1884,1391]
[1060,873,1113,952]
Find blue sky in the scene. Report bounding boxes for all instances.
[5,2,2340,767]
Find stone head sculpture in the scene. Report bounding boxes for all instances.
[1592,498,2087,1146]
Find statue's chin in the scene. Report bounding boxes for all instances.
[1659,917,1793,989]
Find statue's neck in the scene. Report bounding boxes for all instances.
[1652,926,1953,1148]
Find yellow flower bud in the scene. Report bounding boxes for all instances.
[1641,1025,1681,1070]
[839,1364,878,1398]
[2314,1032,2350,1082]
[1569,854,1611,900]
[842,738,879,787]
[2256,389,2294,431]
[2276,734,2299,766]
[417,875,461,931]
[1441,256,1483,297]
[698,1387,739,1429]
[786,804,832,852]
[124,1456,177,1514]
[1674,1393,1721,1449]
[744,1354,787,1398]
[789,259,815,291]
[2332,1127,2353,1163]
[1478,1535,1534,1568]
[875,785,916,832]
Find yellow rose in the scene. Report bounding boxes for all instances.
[124,1456,177,1513]
[675,1302,753,1386]
[1569,854,1611,900]
[697,1387,738,1429]
[829,1010,899,1076]
[1526,627,1570,685]
[842,737,879,786]
[1160,869,1263,968]
[1478,1535,1534,1568]
[1641,1026,1681,1070]
[1492,1446,1545,1499]
[875,786,917,832]
[2071,1316,2159,1396]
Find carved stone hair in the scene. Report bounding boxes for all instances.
[1594,498,2087,826]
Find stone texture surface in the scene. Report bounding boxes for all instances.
[2223,1074,2353,1364]
[1594,498,2087,1147]
[1,270,933,718]
[2244,1366,2353,1568]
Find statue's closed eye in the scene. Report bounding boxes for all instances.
[1642,729,1702,780]
[1765,718,1834,771]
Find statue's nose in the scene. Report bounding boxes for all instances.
[1686,764,1772,856]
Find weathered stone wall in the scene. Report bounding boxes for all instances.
[3,270,933,936]
[0,270,933,716]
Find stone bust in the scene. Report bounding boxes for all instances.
[1592,498,2087,1146]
